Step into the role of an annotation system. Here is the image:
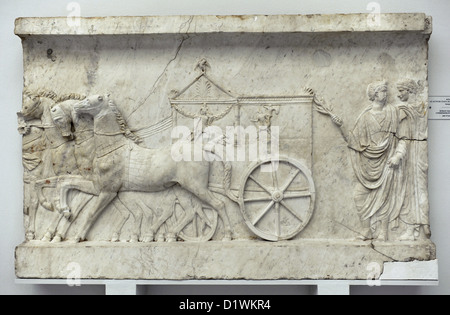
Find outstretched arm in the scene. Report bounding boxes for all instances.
[330,113,349,143]
[313,95,348,143]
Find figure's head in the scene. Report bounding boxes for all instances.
[367,80,388,105]
[50,103,73,138]
[396,79,418,102]
[73,94,109,117]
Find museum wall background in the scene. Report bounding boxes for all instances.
[0,0,449,295]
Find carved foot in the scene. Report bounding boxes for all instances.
[375,233,387,242]
[353,226,371,240]
[399,224,417,241]
[423,225,431,238]
[222,231,232,241]
[399,230,415,241]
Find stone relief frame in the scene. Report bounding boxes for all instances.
[14,14,437,281]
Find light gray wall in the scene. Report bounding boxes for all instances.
[1,0,449,295]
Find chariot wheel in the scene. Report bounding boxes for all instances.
[176,204,219,242]
[238,156,315,241]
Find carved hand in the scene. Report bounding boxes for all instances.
[331,114,343,127]
[387,154,401,168]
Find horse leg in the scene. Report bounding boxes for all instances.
[167,190,205,241]
[131,202,144,243]
[138,203,173,243]
[138,201,155,243]
[110,197,131,242]
[35,177,58,211]
[51,194,94,243]
[182,184,232,241]
[73,191,117,242]
[167,204,196,242]
[41,212,64,242]
[117,194,144,242]
[150,207,175,242]
[24,182,39,241]
[56,176,98,219]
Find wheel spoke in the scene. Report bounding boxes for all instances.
[271,161,279,189]
[275,202,280,237]
[243,196,274,203]
[252,200,275,226]
[283,190,311,199]
[280,169,301,193]
[248,175,273,195]
[280,200,303,223]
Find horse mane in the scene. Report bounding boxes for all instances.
[24,89,57,101]
[55,93,86,103]
[24,89,86,103]
[107,98,142,144]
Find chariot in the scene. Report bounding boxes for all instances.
[167,64,316,242]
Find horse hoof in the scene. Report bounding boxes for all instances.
[42,202,54,211]
[155,233,164,242]
[41,232,53,242]
[25,231,35,241]
[142,234,154,243]
[165,233,177,242]
[51,234,63,243]
[67,238,81,244]
[129,235,139,243]
[111,233,120,242]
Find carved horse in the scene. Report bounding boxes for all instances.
[20,91,87,241]
[49,100,144,242]
[51,101,180,242]
[55,94,233,242]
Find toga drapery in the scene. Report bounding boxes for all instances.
[347,104,407,227]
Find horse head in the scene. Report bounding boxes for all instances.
[50,102,74,139]
[73,94,110,118]
[21,93,46,120]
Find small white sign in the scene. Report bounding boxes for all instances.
[429,96,450,120]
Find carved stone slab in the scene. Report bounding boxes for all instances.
[14,14,435,280]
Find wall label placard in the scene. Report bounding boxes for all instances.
[429,96,450,120]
